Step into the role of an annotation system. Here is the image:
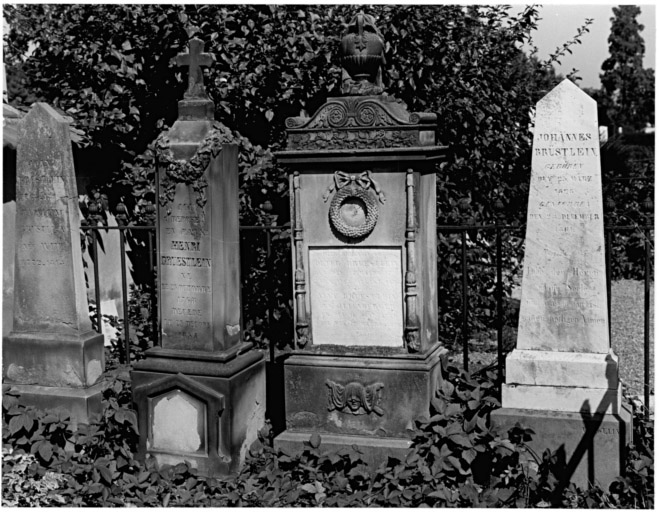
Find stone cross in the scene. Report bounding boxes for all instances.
[176,37,213,99]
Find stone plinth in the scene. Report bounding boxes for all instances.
[492,79,632,490]
[3,103,104,426]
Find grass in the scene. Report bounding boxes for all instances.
[611,279,654,397]
[464,279,654,398]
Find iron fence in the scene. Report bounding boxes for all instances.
[81,219,654,418]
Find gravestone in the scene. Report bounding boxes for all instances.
[3,103,105,425]
[131,37,265,476]
[273,13,448,466]
[492,80,632,489]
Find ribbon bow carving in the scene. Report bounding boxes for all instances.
[323,170,386,203]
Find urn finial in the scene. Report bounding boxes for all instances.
[340,11,385,95]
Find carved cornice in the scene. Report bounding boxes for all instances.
[284,95,437,151]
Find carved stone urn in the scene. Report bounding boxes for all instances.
[340,12,385,95]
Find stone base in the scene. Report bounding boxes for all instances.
[274,430,411,468]
[3,330,105,388]
[131,349,265,477]
[502,382,623,414]
[277,344,446,467]
[7,381,104,428]
[490,405,633,491]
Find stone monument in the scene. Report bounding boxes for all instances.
[273,13,449,466]
[131,37,265,476]
[3,103,105,425]
[492,79,633,490]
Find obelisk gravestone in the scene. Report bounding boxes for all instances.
[3,103,105,425]
[131,37,265,477]
[493,80,632,490]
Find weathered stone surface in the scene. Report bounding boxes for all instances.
[159,146,243,353]
[517,79,608,354]
[3,103,104,425]
[309,248,404,346]
[504,80,621,406]
[496,80,631,488]
[272,20,448,464]
[12,103,92,335]
[132,356,265,476]
[491,405,633,490]
[151,389,205,453]
[132,40,265,477]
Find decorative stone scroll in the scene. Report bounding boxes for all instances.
[285,96,438,151]
[326,380,385,415]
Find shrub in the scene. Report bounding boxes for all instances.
[3,363,653,507]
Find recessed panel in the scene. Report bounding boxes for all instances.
[309,247,403,347]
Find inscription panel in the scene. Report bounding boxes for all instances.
[518,80,608,353]
[308,248,403,347]
[159,185,213,351]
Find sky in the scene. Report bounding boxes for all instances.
[529,3,656,89]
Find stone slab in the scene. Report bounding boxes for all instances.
[8,381,104,428]
[502,382,623,414]
[274,430,412,468]
[505,349,619,389]
[308,247,404,347]
[518,79,609,354]
[490,405,632,491]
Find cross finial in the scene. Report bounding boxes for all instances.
[176,37,214,99]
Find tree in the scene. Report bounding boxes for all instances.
[3,5,589,344]
[600,5,655,132]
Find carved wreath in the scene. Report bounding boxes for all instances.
[324,171,385,239]
[326,380,385,416]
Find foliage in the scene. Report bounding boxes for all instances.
[600,5,655,132]
[4,4,593,345]
[3,363,654,508]
[600,133,654,280]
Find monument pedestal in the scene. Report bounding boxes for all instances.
[4,330,105,426]
[274,345,447,466]
[132,348,265,476]
[494,80,634,491]
[491,405,632,490]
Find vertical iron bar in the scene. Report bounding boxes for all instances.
[461,230,468,371]
[496,224,503,384]
[148,230,157,349]
[606,230,612,340]
[266,228,272,259]
[644,224,651,420]
[119,229,130,364]
[92,230,102,333]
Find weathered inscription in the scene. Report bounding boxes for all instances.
[12,103,92,333]
[309,248,404,347]
[159,193,213,350]
[517,80,609,353]
[161,256,211,267]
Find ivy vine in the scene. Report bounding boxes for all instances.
[156,122,238,215]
